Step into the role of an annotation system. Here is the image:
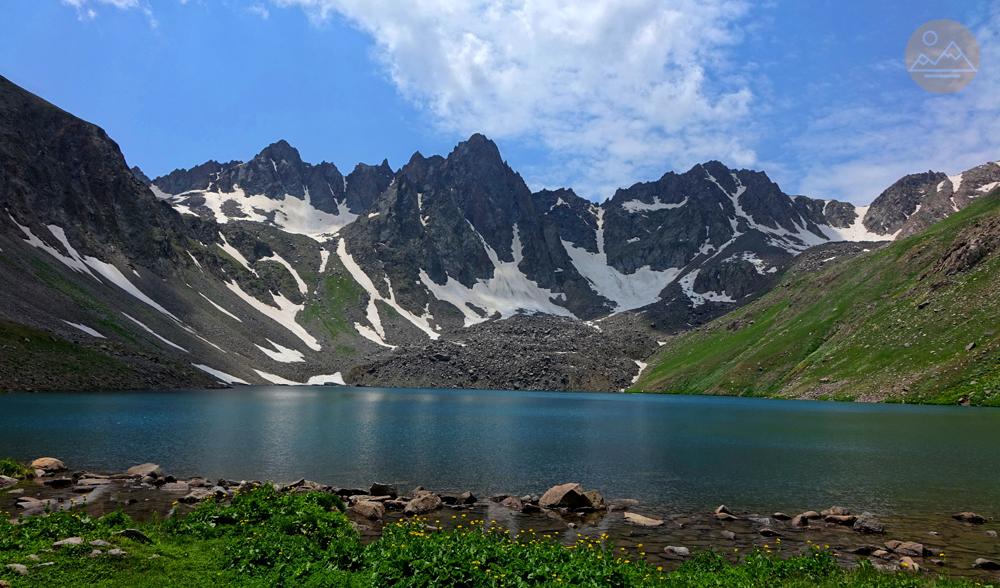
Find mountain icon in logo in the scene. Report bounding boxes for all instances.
[909,40,978,78]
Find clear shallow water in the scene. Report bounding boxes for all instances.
[1,386,999,517]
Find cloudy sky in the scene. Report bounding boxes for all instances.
[2,0,998,203]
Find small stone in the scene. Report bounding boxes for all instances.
[26,555,39,562]
[715,512,738,521]
[965,342,977,351]
[624,512,664,527]
[539,483,591,509]
[986,530,997,538]
[899,556,920,573]
[5,564,28,576]
[758,528,781,537]
[160,482,190,493]
[458,491,477,505]
[872,549,891,559]
[89,550,103,557]
[825,514,857,525]
[772,512,791,521]
[107,548,126,557]
[664,546,690,557]
[521,503,542,514]
[500,496,524,511]
[721,530,736,540]
[974,558,1000,570]
[114,528,152,544]
[714,505,733,515]
[53,537,83,548]
[89,540,111,547]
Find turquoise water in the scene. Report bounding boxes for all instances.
[1,386,998,516]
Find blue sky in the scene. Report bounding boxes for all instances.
[2,1,998,203]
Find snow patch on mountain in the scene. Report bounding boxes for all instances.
[224,280,321,351]
[122,312,188,352]
[159,186,357,241]
[336,237,439,341]
[621,196,689,213]
[255,339,305,363]
[678,270,735,307]
[217,233,257,276]
[198,293,242,322]
[561,238,682,313]
[420,225,575,326]
[62,320,105,338]
[260,252,308,295]
[253,369,345,386]
[193,364,249,385]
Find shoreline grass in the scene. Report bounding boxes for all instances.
[0,485,987,587]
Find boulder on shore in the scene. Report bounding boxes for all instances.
[404,492,442,515]
[350,501,385,521]
[539,483,597,510]
[30,457,65,473]
[952,512,986,524]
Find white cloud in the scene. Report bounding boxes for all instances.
[274,0,755,199]
[61,0,157,27]
[247,3,270,19]
[791,9,1000,204]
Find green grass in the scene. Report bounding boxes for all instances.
[301,274,366,340]
[0,319,133,392]
[635,194,1000,406]
[0,486,984,587]
[0,458,33,479]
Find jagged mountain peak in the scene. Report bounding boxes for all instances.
[253,139,304,166]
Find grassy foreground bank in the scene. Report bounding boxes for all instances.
[0,485,986,587]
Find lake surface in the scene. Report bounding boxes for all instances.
[2,386,999,517]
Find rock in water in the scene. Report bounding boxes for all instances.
[369,483,398,498]
[500,496,524,512]
[126,463,163,478]
[974,558,1000,570]
[664,546,690,557]
[853,513,885,534]
[539,483,592,509]
[624,512,664,527]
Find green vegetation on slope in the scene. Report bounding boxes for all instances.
[0,319,132,393]
[635,194,1000,406]
[0,485,978,587]
[301,274,366,341]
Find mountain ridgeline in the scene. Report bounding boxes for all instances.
[1,74,998,396]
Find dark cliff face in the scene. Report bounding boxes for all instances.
[864,171,948,235]
[0,75,188,269]
[345,160,394,214]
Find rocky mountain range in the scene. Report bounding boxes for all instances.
[1,74,998,392]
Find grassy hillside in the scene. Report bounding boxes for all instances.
[634,193,1000,406]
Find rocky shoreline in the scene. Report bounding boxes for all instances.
[3,458,999,581]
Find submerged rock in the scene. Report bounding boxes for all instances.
[624,512,664,527]
[664,546,690,557]
[853,513,885,534]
